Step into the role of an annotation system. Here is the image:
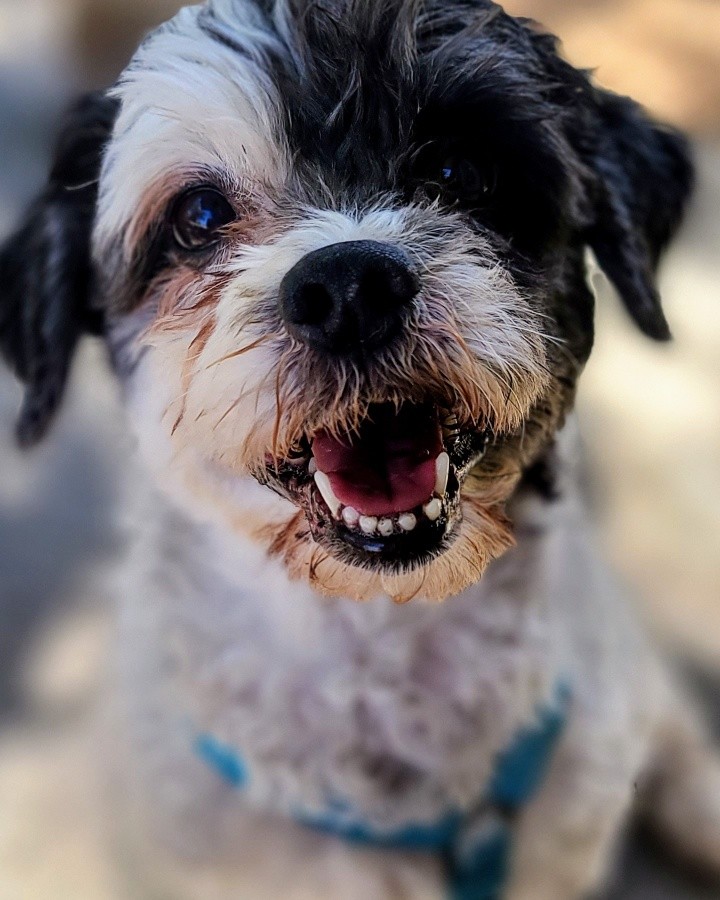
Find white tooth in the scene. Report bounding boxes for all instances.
[435,452,450,497]
[308,458,317,475]
[342,506,360,528]
[378,518,394,537]
[314,471,341,517]
[423,498,442,521]
[398,513,417,532]
[360,516,378,535]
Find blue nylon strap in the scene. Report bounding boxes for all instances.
[486,681,571,810]
[296,807,463,851]
[448,681,572,899]
[450,821,511,900]
[194,682,571,900]
[195,733,249,788]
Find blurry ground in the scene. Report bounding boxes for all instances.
[0,1,719,898]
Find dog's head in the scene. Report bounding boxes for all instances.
[0,0,693,601]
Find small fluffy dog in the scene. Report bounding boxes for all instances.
[2,1,720,897]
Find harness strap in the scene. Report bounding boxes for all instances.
[194,682,571,899]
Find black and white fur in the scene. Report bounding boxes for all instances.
[2,1,719,898]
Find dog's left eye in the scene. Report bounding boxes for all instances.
[437,156,494,203]
[171,188,236,251]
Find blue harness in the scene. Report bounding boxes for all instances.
[195,683,570,900]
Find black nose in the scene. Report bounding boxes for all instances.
[279,240,419,354]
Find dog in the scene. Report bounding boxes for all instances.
[2,1,719,897]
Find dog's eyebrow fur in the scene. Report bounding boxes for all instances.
[250,0,587,236]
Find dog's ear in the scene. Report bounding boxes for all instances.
[0,91,119,447]
[583,89,694,341]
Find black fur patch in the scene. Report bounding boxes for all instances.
[272,1,419,193]
[269,1,588,236]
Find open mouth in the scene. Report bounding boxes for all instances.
[260,401,490,570]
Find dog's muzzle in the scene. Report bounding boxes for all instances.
[255,241,494,570]
[259,400,490,571]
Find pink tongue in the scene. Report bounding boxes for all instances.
[312,404,442,517]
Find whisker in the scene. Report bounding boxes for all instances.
[214,395,245,430]
[272,350,294,459]
[204,333,275,370]
[213,373,275,431]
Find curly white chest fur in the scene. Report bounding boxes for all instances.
[113,442,652,849]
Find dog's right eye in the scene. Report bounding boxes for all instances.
[171,188,236,251]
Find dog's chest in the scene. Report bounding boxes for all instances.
[132,517,559,829]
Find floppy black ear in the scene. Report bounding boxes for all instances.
[584,89,694,341]
[0,91,119,447]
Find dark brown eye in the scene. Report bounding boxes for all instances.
[438,156,494,203]
[171,187,236,251]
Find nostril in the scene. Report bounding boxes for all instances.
[290,282,334,327]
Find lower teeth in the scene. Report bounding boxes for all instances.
[360,516,378,535]
[378,518,394,537]
[310,453,453,537]
[344,505,436,536]
[342,507,360,528]
[398,513,417,532]
[423,498,442,521]
[332,499,444,536]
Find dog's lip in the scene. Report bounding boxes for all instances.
[258,401,490,568]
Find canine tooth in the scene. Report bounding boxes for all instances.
[308,458,317,475]
[314,471,341,517]
[398,513,417,532]
[435,452,450,497]
[360,516,378,535]
[423,498,442,521]
[378,518,394,537]
[342,506,360,528]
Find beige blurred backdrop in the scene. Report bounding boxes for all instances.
[0,1,718,898]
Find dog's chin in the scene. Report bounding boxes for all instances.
[249,400,515,602]
[257,491,516,603]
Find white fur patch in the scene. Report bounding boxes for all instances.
[95,3,289,256]
[118,481,562,833]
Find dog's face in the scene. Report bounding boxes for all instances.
[0,0,693,601]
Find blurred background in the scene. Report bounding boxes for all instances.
[0,1,718,897]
